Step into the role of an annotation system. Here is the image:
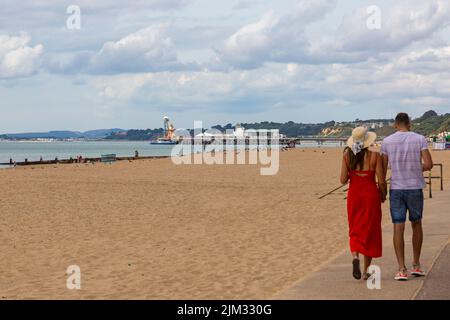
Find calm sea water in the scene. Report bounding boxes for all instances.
[0,141,174,165]
[0,140,344,168]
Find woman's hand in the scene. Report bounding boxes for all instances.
[380,189,387,203]
[378,181,387,203]
[375,152,387,203]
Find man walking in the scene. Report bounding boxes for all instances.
[380,113,433,281]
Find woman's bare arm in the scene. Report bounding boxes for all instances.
[381,154,389,179]
[375,152,387,202]
[340,152,349,185]
[375,152,385,183]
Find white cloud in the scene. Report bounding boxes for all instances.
[214,0,450,69]
[232,0,255,11]
[0,33,44,79]
[89,24,182,73]
[93,50,450,115]
[396,46,450,73]
[97,74,153,99]
[401,96,448,106]
[92,62,322,113]
[81,0,191,11]
[336,0,450,53]
[46,23,199,74]
[318,54,450,104]
[2,0,191,14]
[2,0,450,130]
[213,0,338,69]
[325,99,351,107]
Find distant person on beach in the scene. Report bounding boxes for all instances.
[341,127,386,280]
[380,113,433,281]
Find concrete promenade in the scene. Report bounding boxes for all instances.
[274,189,450,300]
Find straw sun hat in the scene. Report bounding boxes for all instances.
[346,126,377,155]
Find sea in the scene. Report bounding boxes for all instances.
[0,140,344,168]
[0,141,173,166]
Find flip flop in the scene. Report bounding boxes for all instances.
[352,258,361,280]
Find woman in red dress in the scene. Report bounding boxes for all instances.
[340,127,387,280]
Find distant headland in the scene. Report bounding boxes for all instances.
[1,110,448,142]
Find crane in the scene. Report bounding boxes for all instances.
[163,116,175,140]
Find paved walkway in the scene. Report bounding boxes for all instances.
[274,190,450,300]
[415,242,450,300]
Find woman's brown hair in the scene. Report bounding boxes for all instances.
[344,146,368,171]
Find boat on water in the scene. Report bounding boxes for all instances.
[150,138,177,145]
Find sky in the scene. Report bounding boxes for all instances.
[1,0,450,133]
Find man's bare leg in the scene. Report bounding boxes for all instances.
[411,220,423,266]
[393,223,406,270]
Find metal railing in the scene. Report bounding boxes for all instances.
[427,163,443,198]
[319,163,443,200]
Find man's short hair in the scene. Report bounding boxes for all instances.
[395,112,410,125]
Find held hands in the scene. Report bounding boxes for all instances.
[378,181,387,203]
[380,189,387,203]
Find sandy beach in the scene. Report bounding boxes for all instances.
[1,148,449,299]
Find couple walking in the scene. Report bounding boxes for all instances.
[340,113,433,281]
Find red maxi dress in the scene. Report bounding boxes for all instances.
[347,169,382,258]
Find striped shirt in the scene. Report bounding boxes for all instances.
[380,131,428,190]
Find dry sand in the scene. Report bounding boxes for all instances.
[0,148,449,299]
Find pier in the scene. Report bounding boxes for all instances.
[179,136,349,146]
[280,137,348,147]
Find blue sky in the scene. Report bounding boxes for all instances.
[1,0,450,132]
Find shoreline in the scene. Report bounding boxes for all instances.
[0,155,170,167]
[0,142,355,168]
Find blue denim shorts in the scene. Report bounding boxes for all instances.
[389,189,424,224]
